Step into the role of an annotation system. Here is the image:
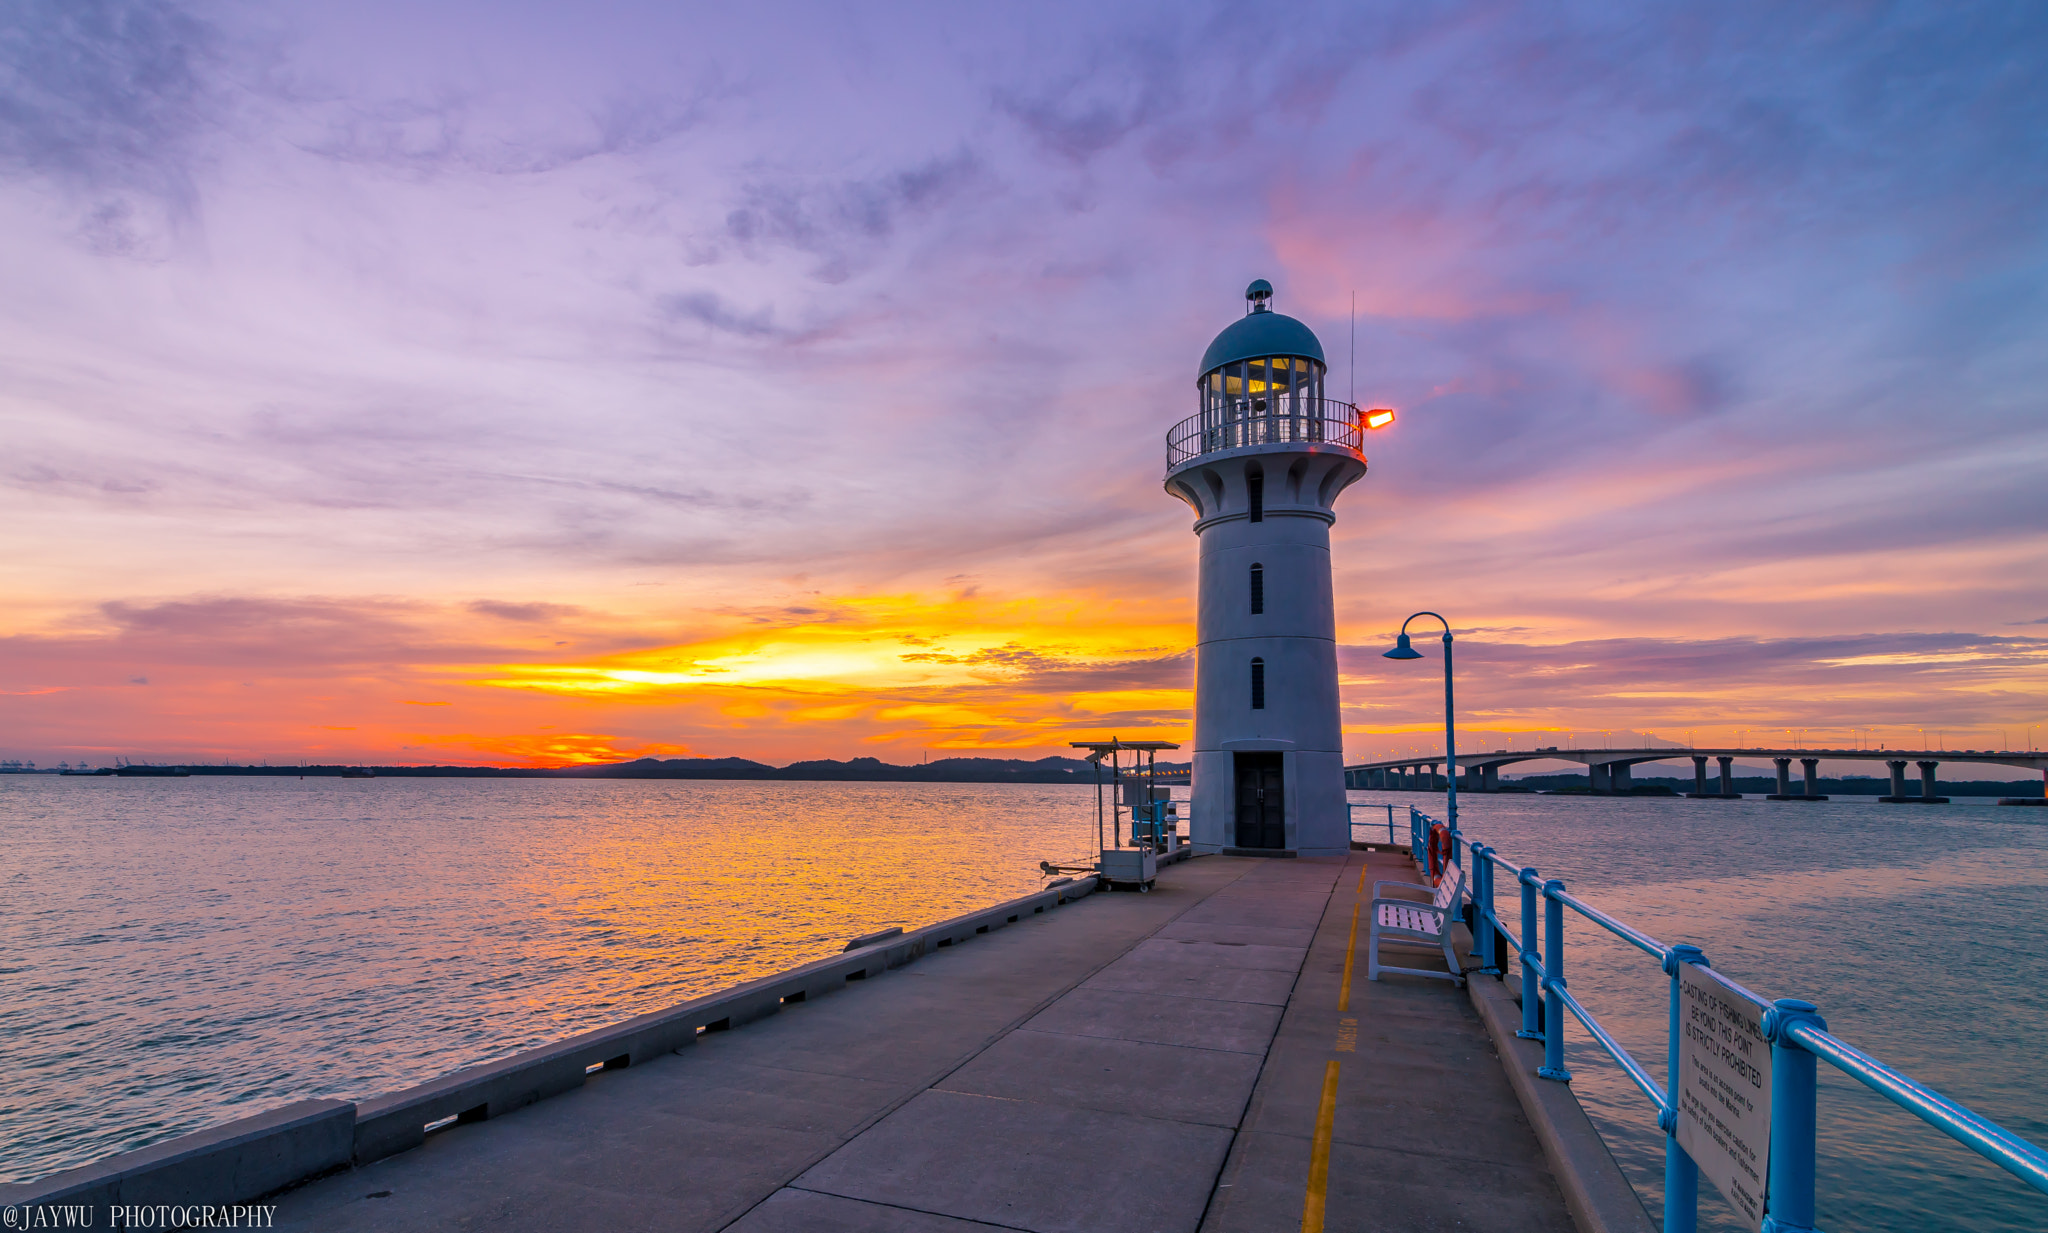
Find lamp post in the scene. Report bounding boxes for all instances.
[1385,612,1457,852]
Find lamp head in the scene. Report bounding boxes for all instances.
[1383,632,1423,660]
[1364,407,1396,430]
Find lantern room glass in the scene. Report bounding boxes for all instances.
[1198,355,1329,454]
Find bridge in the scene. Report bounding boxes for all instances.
[1344,746,2048,802]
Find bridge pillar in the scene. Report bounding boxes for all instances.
[1718,756,1734,795]
[1589,762,1610,792]
[1888,760,1907,798]
[1774,757,1792,796]
[1612,762,1634,792]
[1918,760,1940,799]
[1692,756,1707,795]
[1427,762,1440,791]
[1483,764,1498,791]
[1801,758,1820,796]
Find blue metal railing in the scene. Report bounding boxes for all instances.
[1346,802,1402,847]
[1401,804,2048,1232]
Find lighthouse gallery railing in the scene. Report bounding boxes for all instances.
[1165,397,1364,469]
[1388,804,2048,1232]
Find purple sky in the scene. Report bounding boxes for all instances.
[3,2,2046,768]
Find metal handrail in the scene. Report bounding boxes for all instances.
[1551,980,1670,1115]
[1165,397,1364,469]
[1549,885,1667,960]
[1785,1022,2048,1194]
[1400,805,2048,1232]
[1346,802,1400,847]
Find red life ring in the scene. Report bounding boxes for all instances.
[1427,823,1453,886]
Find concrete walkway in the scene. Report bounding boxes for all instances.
[1203,849,1575,1232]
[274,851,1575,1232]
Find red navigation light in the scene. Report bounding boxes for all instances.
[1364,407,1396,430]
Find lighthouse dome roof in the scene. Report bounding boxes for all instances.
[1198,294,1326,380]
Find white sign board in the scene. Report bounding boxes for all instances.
[1676,961,1772,1226]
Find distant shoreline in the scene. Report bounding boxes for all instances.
[4,755,1191,786]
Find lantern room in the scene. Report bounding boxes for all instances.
[1170,281,1356,469]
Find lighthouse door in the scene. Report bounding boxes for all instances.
[1232,752,1286,849]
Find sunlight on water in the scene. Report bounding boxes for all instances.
[0,776,1109,1182]
[1370,792,2048,1233]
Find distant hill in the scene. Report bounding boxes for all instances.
[568,755,1110,783]
[133,756,1188,785]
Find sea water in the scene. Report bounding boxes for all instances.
[0,777,2042,1231]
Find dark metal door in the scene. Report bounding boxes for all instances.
[1233,752,1286,849]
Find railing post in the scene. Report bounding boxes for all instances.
[1661,945,1708,1233]
[1473,845,1495,973]
[1539,879,1571,1081]
[1762,999,1827,1233]
[1517,867,1542,1040]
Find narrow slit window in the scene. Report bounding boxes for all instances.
[1247,471,1263,522]
[1250,564,1264,615]
[1250,658,1266,710]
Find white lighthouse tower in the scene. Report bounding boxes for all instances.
[1164,280,1372,858]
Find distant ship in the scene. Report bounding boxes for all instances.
[339,767,376,778]
[113,765,190,777]
[60,768,115,776]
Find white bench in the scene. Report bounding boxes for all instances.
[1367,864,1468,987]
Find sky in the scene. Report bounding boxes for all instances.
[3,1,2046,770]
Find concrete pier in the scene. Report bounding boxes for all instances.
[258,853,1615,1233]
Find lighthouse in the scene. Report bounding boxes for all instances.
[1164,281,1374,858]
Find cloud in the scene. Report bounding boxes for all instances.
[0,0,223,252]
[1340,630,2048,740]
[0,0,218,188]
[466,600,582,623]
[2,2,2046,767]
[656,291,781,337]
[719,148,986,283]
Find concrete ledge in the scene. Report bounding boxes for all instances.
[0,1099,354,1210]
[352,881,1084,1162]
[1880,795,1949,804]
[1349,841,1413,855]
[1456,930,1655,1233]
[844,925,904,951]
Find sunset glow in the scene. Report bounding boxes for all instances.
[2,3,2044,768]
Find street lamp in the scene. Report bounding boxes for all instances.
[1384,611,1458,850]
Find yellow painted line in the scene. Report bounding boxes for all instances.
[1301,1059,1341,1233]
[1337,903,1359,1012]
[1356,862,1366,894]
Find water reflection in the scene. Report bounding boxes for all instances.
[0,777,1105,1182]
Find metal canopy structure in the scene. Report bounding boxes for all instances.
[1068,739,1180,859]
